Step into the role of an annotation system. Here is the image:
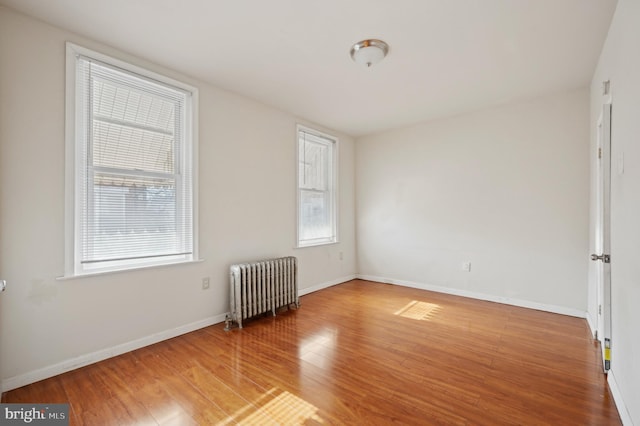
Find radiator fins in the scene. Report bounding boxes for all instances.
[227,256,299,329]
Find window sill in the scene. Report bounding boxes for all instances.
[295,240,339,249]
[56,258,204,281]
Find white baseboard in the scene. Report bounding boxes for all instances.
[356,274,587,318]
[2,273,590,394]
[2,313,228,392]
[585,312,597,338]
[299,274,357,296]
[608,369,634,425]
[2,275,357,392]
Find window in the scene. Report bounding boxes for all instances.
[297,126,337,247]
[66,43,197,275]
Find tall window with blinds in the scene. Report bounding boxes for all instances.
[66,43,197,275]
[297,126,338,247]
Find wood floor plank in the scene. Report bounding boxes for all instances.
[2,279,621,425]
[60,363,139,426]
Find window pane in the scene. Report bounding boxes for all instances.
[299,190,331,241]
[299,140,328,190]
[84,174,186,263]
[93,120,175,173]
[92,77,177,175]
[93,77,176,132]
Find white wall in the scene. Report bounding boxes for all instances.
[0,7,356,389]
[356,89,590,313]
[590,0,640,423]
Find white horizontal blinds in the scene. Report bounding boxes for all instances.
[298,129,335,245]
[77,56,193,268]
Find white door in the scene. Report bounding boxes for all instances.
[593,103,612,372]
[0,279,4,390]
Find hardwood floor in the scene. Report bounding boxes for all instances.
[3,280,621,425]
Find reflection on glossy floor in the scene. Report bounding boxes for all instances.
[2,280,621,425]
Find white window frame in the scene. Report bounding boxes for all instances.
[64,43,199,277]
[296,125,338,248]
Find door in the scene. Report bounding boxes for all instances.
[0,279,4,390]
[593,102,612,372]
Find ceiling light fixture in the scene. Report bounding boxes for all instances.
[350,39,389,68]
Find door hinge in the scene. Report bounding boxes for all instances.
[598,147,602,159]
[591,253,611,263]
[599,304,602,315]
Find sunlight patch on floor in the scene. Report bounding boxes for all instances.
[394,300,442,321]
[154,402,192,424]
[218,388,323,425]
[299,328,337,369]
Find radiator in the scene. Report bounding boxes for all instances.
[226,256,299,329]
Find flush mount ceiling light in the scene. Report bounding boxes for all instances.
[350,39,389,68]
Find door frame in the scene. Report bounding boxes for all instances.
[594,102,612,372]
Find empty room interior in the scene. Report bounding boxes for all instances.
[0,0,638,424]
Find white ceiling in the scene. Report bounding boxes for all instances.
[0,0,617,137]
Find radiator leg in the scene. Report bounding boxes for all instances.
[224,314,243,331]
[224,314,232,332]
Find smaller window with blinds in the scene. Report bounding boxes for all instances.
[297,126,338,247]
[65,43,198,276]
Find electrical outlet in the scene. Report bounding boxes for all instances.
[462,262,471,272]
[339,251,344,261]
[202,277,210,290]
